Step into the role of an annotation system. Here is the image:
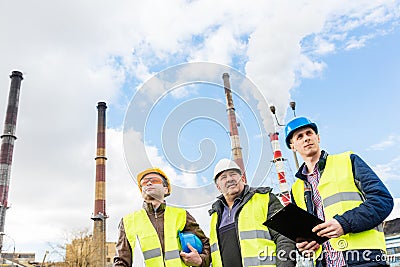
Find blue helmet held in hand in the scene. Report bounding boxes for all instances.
[285,117,318,149]
[179,231,203,253]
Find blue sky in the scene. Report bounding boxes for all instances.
[290,28,400,197]
[1,0,400,264]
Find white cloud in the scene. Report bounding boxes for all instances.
[314,37,336,55]
[345,34,375,50]
[189,25,247,65]
[368,135,400,150]
[372,156,400,183]
[385,198,400,221]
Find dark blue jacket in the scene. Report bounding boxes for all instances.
[291,150,393,266]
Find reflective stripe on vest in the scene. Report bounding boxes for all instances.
[123,206,187,267]
[209,213,223,267]
[292,151,386,252]
[209,192,277,267]
[323,192,363,208]
[142,248,161,260]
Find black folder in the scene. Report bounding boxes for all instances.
[264,203,329,244]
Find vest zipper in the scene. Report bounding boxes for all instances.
[154,205,158,218]
[153,206,159,236]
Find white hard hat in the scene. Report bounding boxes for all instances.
[213,158,241,181]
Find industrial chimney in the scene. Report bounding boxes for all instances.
[268,105,294,205]
[268,133,291,206]
[222,73,247,182]
[91,102,107,267]
[0,71,23,249]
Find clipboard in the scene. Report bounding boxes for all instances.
[264,203,329,244]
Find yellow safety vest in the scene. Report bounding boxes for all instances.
[123,206,187,267]
[292,151,386,254]
[210,193,277,267]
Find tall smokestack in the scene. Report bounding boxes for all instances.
[222,73,246,182]
[269,133,291,206]
[0,71,23,249]
[91,102,107,267]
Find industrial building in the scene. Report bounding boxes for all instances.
[65,236,115,267]
[385,218,400,267]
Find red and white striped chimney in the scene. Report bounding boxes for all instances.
[269,132,291,206]
[91,101,107,267]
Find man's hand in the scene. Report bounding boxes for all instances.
[180,243,202,266]
[312,218,344,238]
[296,241,320,257]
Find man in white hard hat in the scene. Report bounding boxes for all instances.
[114,168,211,267]
[208,158,296,267]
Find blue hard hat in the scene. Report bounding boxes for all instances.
[284,117,318,149]
[178,231,203,253]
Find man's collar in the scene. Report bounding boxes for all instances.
[297,150,329,179]
[318,150,328,172]
[143,201,166,212]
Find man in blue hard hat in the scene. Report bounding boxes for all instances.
[208,158,296,267]
[113,168,211,267]
[285,116,393,267]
